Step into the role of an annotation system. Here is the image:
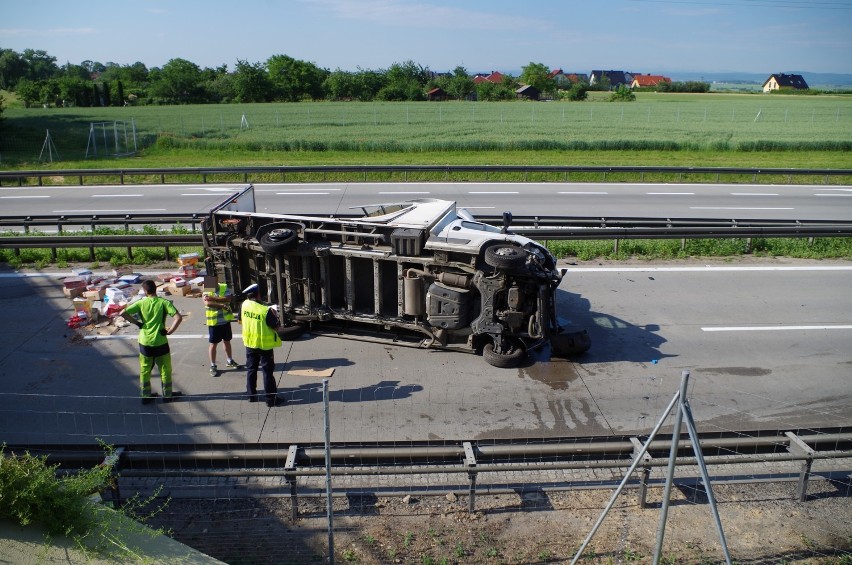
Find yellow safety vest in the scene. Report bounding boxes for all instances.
[241,299,282,350]
[205,283,235,326]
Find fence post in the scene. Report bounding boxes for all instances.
[323,378,334,565]
[285,444,300,520]
[464,441,477,513]
[630,437,652,508]
[785,432,815,502]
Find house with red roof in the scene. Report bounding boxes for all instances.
[472,71,505,84]
[630,74,672,88]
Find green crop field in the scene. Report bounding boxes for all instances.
[2,93,850,168]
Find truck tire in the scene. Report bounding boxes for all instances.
[260,227,298,254]
[483,341,525,368]
[484,245,526,271]
[276,322,306,340]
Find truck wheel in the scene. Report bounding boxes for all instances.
[260,227,298,254]
[484,245,526,271]
[276,322,305,340]
[483,341,525,368]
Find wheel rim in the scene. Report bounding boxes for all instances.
[268,228,294,241]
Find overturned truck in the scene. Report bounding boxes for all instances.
[201,185,589,368]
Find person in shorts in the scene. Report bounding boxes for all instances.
[203,278,240,376]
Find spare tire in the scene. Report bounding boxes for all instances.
[484,245,526,271]
[260,227,298,254]
[483,341,525,368]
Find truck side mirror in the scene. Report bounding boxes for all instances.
[501,211,513,234]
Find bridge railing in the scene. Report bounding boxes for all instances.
[2,213,851,261]
[1,165,851,186]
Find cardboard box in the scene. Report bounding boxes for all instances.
[72,297,93,318]
[63,276,87,289]
[83,288,105,300]
[104,287,126,304]
[177,252,200,267]
[112,265,133,277]
[63,285,85,299]
[169,283,192,296]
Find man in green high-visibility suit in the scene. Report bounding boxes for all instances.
[122,280,184,404]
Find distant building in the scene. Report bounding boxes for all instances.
[589,70,633,89]
[762,73,809,92]
[473,71,506,84]
[426,87,447,101]
[549,69,588,88]
[630,74,672,88]
[516,84,540,100]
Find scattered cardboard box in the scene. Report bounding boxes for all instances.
[63,286,86,299]
[63,276,87,289]
[287,367,335,378]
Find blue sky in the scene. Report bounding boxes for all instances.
[2,0,851,75]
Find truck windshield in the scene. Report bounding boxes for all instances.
[460,220,501,233]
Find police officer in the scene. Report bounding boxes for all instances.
[239,283,283,407]
[203,278,240,376]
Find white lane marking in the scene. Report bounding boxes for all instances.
[463,206,496,209]
[568,265,852,272]
[378,191,430,195]
[690,207,794,210]
[558,191,608,195]
[730,192,779,196]
[812,188,852,192]
[468,191,519,194]
[702,325,852,332]
[814,194,852,197]
[275,192,331,195]
[52,209,167,213]
[0,195,50,199]
[647,192,694,195]
[92,194,143,198]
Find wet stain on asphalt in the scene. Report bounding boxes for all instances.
[520,357,582,391]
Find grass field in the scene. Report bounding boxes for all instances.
[2,93,851,169]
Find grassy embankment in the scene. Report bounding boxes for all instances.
[1,93,850,265]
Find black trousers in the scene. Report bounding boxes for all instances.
[245,347,277,401]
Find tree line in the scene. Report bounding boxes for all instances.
[0,47,706,109]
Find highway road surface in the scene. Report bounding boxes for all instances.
[2,182,852,220]
[0,259,849,446]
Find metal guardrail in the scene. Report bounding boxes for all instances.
[8,428,851,512]
[1,214,851,257]
[1,165,851,186]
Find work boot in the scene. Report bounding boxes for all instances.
[266,396,285,407]
[163,391,183,403]
[141,393,159,405]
